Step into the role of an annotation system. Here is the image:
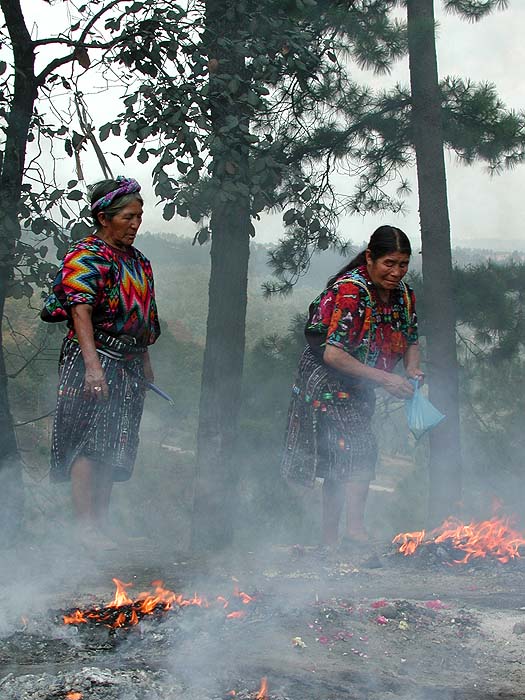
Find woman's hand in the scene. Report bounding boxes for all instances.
[380,372,415,399]
[84,362,109,401]
[406,366,425,386]
[84,361,109,400]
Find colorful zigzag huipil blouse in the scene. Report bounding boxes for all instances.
[47,234,160,347]
[305,265,418,372]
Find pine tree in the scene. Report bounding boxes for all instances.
[99,0,524,546]
[267,0,523,527]
[101,0,414,549]
[406,0,518,525]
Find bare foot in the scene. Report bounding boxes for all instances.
[76,525,118,551]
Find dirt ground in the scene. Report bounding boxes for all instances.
[1,536,524,700]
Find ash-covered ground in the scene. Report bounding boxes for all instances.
[1,537,524,700]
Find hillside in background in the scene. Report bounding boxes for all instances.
[137,232,525,344]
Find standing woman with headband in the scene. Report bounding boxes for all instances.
[42,177,160,549]
[282,225,423,548]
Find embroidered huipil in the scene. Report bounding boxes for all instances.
[305,265,418,372]
[50,234,160,346]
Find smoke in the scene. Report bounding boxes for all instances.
[2,230,524,700]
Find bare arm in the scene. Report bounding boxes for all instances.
[323,344,414,399]
[142,350,154,383]
[403,343,424,383]
[71,304,108,400]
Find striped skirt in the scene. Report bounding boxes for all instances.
[281,346,377,486]
[50,338,146,483]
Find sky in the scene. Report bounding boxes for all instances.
[23,1,525,252]
[333,3,525,252]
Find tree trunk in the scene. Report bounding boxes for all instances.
[0,0,38,539]
[190,0,252,550]
[0,279,24,540]
[191,207,251,551]
[407,0,462,525]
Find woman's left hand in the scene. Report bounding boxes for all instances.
[406,367,425,386]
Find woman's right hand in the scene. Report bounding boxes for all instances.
[380,372,414,399]
[84,362,109,400]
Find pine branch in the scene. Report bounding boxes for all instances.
[444,0,509,22]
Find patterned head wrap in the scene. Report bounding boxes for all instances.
[91,176,141,213]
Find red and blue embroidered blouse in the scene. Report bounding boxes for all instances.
[305,265,418,372]
[45,235,160,347]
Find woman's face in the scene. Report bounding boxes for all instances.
[97,199,143,249]
[366,249,410,291]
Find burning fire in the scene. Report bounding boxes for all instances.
[63,578,256,629]
[226,678,268,699]
[256,677,268,700]
[66,693,83,700]
[393,516,525,564]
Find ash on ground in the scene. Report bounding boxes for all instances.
[0,667,180,700]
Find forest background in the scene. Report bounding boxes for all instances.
[6,234,525,550]
[1,0,525,551]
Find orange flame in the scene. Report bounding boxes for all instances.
[256,677,268,700]
[392,528,426,556]
[63,609,87,625]
[66,693,83,700]
[232,578,256,605]
[63,578,254,629]
[393,516,525,564]
[108,578,133,607]
[226,610,247,620]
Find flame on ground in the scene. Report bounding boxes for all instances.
[63,578,256,629]
[393,516,525,564]
[226,610,247,620]
[66,693,83,700]
[256,677,268,700]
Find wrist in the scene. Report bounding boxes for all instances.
[373,369,389,386]
[83,356,102,370]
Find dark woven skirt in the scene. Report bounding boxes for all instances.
[50,338,147,483]
[281,346,377,487]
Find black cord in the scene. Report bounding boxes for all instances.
[13,409,56,428]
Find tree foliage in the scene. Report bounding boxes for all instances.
[0,0,140,299]
[455,261,525,360]
[93,0,416,291]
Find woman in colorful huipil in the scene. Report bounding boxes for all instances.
[282,226,423,547]
[44,177,160,549]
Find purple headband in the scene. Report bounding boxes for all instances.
[91,176,141,213]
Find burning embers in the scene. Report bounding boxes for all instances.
[228,678,270,700]
[393,516,525,564]
[63,577,256,629]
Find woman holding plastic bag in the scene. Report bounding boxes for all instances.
[282,226,425,547]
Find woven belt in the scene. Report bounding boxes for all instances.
[94,329,147,355]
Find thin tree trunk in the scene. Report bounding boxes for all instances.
[407,0,462,525]
[191,206,251,550]
[0,0,38,537]
[190,0,251,550]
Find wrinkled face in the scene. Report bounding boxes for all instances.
[97,200,143,249]
[366,249,410,291]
